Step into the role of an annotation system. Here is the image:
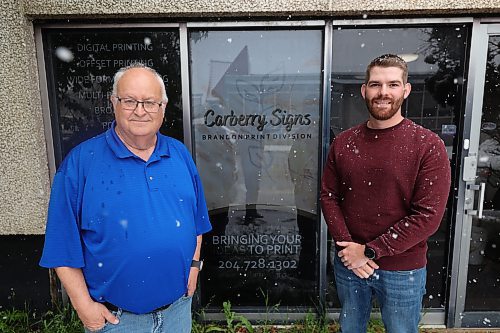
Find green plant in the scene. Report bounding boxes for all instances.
[205,301,254,333]
[192,305,214,333]
[192,318,209,333]
[39,304,83,333]
[258,289,280,333]
[0,302,453,333]
[0,304,83,333]
[366,318,385,333]
[0,308,30,333]
[302,310,329,333]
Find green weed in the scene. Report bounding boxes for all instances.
[207,301,254,333]
[0,304,82,333]
[0,308,30,333]
[0,303,403,333]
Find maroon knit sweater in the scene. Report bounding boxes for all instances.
[321,118,451,270]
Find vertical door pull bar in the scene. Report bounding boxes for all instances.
[478,182,486,218]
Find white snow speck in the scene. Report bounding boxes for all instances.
[55,47,74,62]
[119,219,128,229]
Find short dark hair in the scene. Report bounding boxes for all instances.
[365,54,408,84]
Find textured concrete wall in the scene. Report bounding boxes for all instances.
[0,0,50,235]
[2,0,500,234]
[18,0,500,17]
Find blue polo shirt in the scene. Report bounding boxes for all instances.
[40,123,212,313]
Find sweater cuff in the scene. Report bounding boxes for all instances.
[366,238,391,260]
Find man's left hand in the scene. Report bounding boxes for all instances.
[337,241,368,269]
[187,267,199,296]
[351,260,379,279]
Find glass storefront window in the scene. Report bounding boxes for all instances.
[328,25,468,309]
[38,22,475,321]
[190,28,323,308]
[42,28,182,164]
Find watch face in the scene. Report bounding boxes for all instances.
[364,247,376,260]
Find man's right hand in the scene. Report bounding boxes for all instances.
[54,267,120,331]
[76,300,119,331]
[351,260,379,279]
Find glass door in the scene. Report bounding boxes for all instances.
[328,24,469,325]
[451,22,500,328]
[189,26,324,311]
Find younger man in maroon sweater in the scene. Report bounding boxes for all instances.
[321,54,451,333]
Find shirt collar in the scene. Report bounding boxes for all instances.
[105,121,171,159]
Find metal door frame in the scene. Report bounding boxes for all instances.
[448,19,500,328]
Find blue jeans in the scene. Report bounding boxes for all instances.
[334,256,426,333]
[85,294,193,333]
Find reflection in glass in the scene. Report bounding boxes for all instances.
[328,25,467,309]
[190,29,322,307]
[465,35,500,313]
[43,29,182,164]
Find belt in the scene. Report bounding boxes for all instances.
[102,301,172,313]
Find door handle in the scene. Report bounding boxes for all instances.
[465,182,486,217]
[478,182,485,218]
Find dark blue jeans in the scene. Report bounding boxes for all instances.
[334,256,426,333]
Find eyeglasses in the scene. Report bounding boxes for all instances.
[115,96,164,113]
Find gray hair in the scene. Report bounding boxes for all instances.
[112,62,168,103]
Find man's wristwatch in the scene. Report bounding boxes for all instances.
[191,259,203,271]
[364,246,376,260]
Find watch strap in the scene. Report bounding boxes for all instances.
[191,259,203,271]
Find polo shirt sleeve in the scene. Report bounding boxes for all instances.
[39,154,85,268]
[176,141,212,236]
[193,172,212,236]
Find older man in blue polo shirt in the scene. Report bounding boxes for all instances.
[40,63,212,332]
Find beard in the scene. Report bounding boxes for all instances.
[365,95,404,121]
